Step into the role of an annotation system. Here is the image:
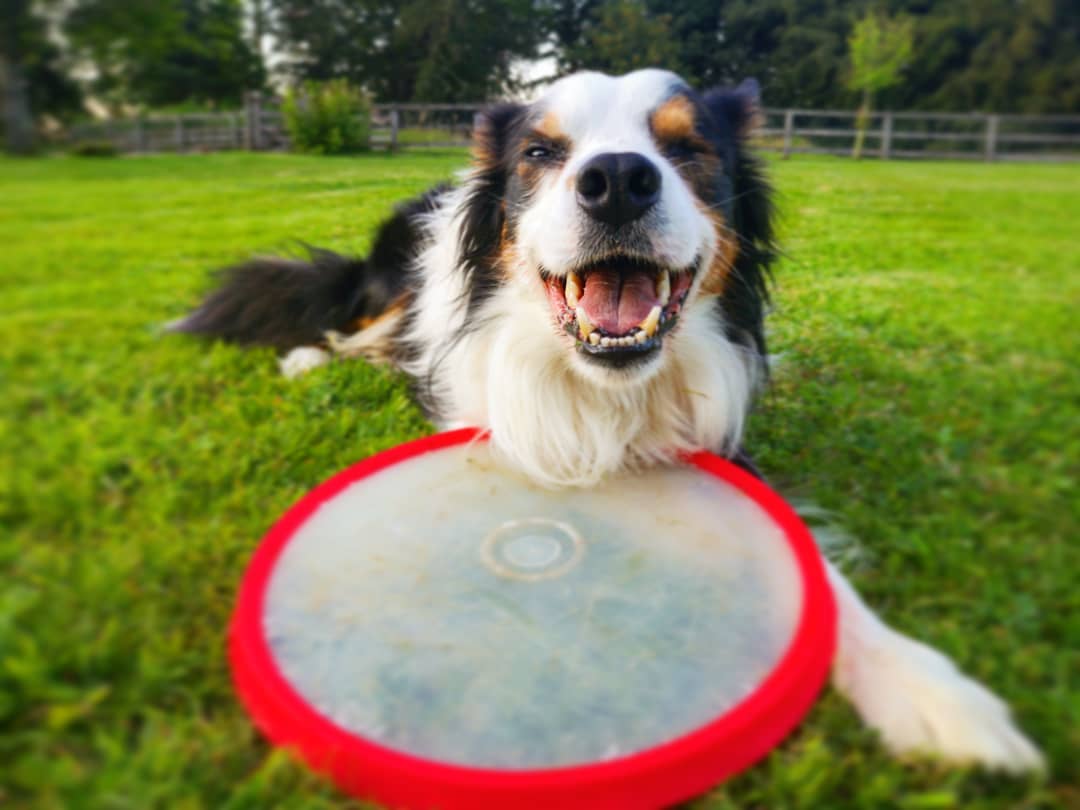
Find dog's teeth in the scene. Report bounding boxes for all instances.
[588,332,601,345]
[575,306,594,340]
[565,272,582,309]
[639,305,662,337]
[601,336,613,347]
[635,331,648,344]
[656,270,671,306]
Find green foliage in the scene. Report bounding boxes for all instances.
[271,0,544,103]
[69,140,119,157]
[848,11,914,95]
[282,80,371,155]
[562,0,683,76]
[1,0,83,152]
[555,0,1080,113]
[847,11,913,158]
[64,0,263,108]
[0,151,1077,808]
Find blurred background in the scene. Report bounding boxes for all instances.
[3,0,1079,157]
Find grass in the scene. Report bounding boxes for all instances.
[1,151,1076,809]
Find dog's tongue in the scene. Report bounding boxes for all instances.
[579,267,659,335]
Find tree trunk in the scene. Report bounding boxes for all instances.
[1,53,36,155]
[852,88,871,160]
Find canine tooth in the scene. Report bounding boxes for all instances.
[656,270,671,306]
[565,272,582,308]
[588,332,601,345]
[635,331,648,344]
[639,305,662,337]
[601,336,613,347]
[575,306,594,339]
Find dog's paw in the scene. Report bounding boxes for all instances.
[835,625,1044,773]
[278,346,331,379]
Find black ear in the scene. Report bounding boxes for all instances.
[703,78,763,138]
[458,103,526,316]
[460,103,524,263]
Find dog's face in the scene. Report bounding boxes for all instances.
[466,69,761,388]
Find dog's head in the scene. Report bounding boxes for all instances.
[459,69,772,389]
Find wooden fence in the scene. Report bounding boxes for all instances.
[70,93,1080,162]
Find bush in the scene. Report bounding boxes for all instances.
[70,141,119,158]
[282,81,371,155]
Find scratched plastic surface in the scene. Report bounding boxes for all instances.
[264,441,802,769]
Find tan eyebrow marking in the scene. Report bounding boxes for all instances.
[650,95,699,142]
[535,110,566,141]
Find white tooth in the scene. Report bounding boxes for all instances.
[575,306,594,339]
[588,332,601,345]
[565,272,582,309]
[635,331,648,344]
[601,337,613,347]
[639,305,662,337]
[656,271,671,306]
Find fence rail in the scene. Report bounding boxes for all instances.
[69,94,1080,162]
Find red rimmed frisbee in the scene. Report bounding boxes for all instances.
[230,428,836,810]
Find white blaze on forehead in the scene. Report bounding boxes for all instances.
[538,69,686,152]
[514,68,714,283]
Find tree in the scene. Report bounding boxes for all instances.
[847,10,912,157]
[271,0,545,102]
[1,0,81,153]
[562,0,682,76]
[65,0,262,108]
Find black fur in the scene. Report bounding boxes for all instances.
[173,188,447,352]
[457,103,527,321]
[701,82,776,361]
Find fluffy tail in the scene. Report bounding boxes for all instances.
[170,248,386,352]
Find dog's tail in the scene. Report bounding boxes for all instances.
[169,248,387,352]
[170,185,449,352]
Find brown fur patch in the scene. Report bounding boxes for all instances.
[698,208,740,295]
[535,111,566,142]
[329,294,412,365]
[651,95,699,143]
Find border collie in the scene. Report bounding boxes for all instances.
[174,69,1042,772]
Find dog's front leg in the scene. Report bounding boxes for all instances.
[826,561,1044,773]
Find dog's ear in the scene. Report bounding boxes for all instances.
[471,103,525,170]
[461,103,526,265]
[457,103,526,314]
[703,78,764,138]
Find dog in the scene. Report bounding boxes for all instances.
[174,69,1043,772]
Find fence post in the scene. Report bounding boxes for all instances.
[389,106,400,153]
[175,116,184,151]
[782,109,794,158]
[984,114,999,162]
[880,112,893,160]
[244,91,263,151]
[134,117,146,153]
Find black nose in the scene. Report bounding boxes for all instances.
[575,152,662,227]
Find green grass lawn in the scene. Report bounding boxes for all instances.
[1,151,1077,809]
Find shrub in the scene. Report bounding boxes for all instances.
[70,140,119,158]
[282,81,371,155]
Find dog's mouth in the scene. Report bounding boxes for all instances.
[543,255,695,363]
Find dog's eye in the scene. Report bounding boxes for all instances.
[524,144,553,161]
[664,140,700,162]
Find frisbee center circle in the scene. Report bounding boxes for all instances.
[504,534,561,569]
[481,518,583,581]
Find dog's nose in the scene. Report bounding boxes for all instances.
[575,152,662,227]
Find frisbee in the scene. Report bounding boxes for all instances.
[229,428,836,810]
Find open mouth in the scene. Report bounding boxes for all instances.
[543,255,695,362]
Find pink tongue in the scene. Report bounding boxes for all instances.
[579,268,659,335]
